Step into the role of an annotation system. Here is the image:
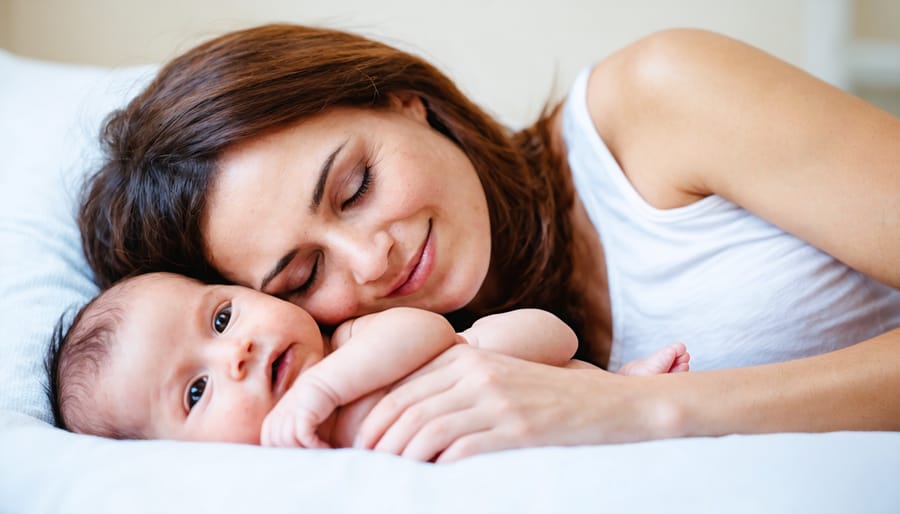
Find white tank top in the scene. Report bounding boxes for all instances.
[562,67,900,371]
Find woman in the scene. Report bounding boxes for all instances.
[79,24,900,462]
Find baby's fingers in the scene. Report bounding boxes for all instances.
[261,409,331,449]
[261,410,295,447]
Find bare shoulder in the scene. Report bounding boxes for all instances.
[582,29,736,209]
[582,28,900,287]
[586,28,765,113]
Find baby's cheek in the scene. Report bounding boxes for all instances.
[212,400,271,444]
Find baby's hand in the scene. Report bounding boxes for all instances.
[260,375,339,449]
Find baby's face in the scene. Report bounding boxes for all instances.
[98,273,325,443]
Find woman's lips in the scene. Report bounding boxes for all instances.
[388,221,434,298]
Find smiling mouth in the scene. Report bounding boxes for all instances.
[388,220,433,298]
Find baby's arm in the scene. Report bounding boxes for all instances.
[461,309,690,375]
[459,309,578,367]
[260,307,460,449]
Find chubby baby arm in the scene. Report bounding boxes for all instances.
[261,307,461,448]
[459,309,578,366]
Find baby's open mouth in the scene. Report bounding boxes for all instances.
[270,344,297,394]
[271,351,286,388]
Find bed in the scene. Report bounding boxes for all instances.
[1,48,899,514]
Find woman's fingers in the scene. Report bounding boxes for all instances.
[354,345,470,449]
[398,408,494,462]
[357,345,624,461]
[371,384,477,456]
[435,430,525,464]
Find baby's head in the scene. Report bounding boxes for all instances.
[48,272,326,443]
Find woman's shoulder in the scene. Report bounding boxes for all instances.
[584,28,739,140]
[581,29,900,288]
[578,29,727,209]
[586,28,735,102]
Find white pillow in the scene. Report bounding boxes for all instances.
[0,49,156,421]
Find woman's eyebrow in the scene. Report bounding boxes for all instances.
[308,139,349,213]
[261,138,350,291]
[260,249,298,291]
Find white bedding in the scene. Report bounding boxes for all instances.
[1,49,899,514]
[2,410,899,514]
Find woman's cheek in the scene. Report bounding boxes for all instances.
[306,287,362,325]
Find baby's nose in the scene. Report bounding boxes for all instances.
[226,339,254,380]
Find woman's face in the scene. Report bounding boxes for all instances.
[203,95,492,325]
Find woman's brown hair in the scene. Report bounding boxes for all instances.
[80,24,584,344]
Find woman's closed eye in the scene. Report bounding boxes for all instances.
[185,376,208,411]
[341,165,373,209]
[284,252,321,299]
[279,165,372,300]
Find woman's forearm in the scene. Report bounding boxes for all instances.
[647,327,900,438]
[355,329,900,461]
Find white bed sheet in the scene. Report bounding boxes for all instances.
[1,48,899,514]
[2,411,899,514]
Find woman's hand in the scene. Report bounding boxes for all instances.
[354,345,673,462]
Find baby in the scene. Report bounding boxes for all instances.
[48,272,689,448]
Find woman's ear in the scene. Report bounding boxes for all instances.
[388,91,428,124]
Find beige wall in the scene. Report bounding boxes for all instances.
[854,0,900,114]
[3,0,814,66]
[3,0,899,122]
[0,0,11,50]
[857,0,900,38]
[0,0,808,124]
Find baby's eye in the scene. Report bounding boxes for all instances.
[186,376,208,411]
[213,304,232,333]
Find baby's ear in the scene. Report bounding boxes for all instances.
[388,91,428,123]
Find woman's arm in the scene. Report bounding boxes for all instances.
[355,327,900,462]
[591,28,900,433]
[591,28,899,288]
[354,29,900,461]
[662,327,900,436]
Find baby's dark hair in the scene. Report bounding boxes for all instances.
[45,279,144,439]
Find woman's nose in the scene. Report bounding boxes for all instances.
[329,228,392,285]
[222,339,254,381]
